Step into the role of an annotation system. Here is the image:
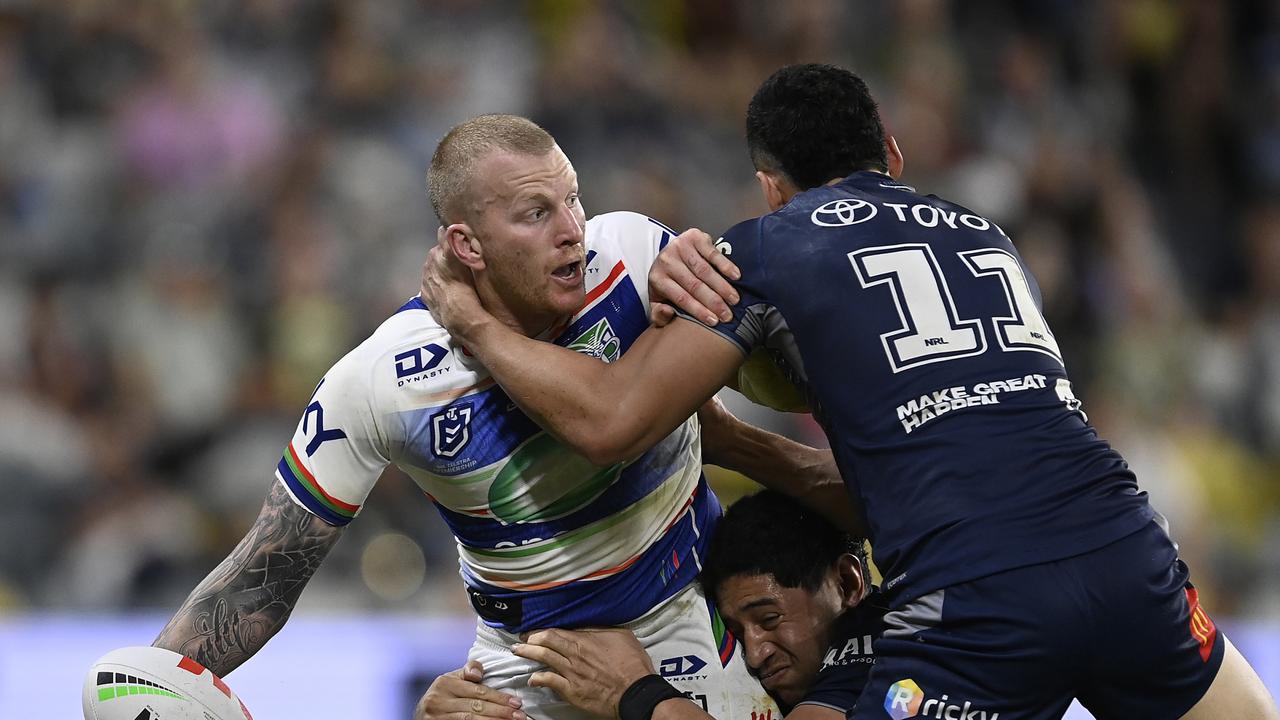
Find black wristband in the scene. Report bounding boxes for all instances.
[618,674,685,720]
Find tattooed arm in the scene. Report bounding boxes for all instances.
[153,480,343,676]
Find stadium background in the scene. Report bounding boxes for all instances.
[1,0,1278,717]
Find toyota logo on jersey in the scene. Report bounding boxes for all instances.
[811,198,877,227]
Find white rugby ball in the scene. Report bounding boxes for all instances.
[83,646,253,720]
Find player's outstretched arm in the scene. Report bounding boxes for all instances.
[414,660,526,720]
[422,243,742,466]
[697,397,868,537]
[152,480,343,676]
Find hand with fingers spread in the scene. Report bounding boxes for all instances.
[514,628,672,719]
[647,229,741,328]
[414,660,526,720]
[421,226,491,341]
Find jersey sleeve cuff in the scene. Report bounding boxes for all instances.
[276,443,360,526]
[671,312,752,356]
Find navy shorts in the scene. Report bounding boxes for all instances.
[854,521,1225,719]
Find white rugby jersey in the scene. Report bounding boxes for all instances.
[275,212,720,631]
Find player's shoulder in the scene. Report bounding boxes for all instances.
[322,298,485,406]
[586,211,675,255]
[813,592,886,672]
[711,215,763,265]
[724,174,908,256]
[587,210,674,238]
[720,186,849,246]
[769,181,859,229]
[795,590,885,713]
[821,590,887,652]
[847,589,889,633]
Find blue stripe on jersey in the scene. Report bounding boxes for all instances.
[556,273,650,355]
[647,216,678,250]
[395,296,428,314]
[464,476,721,632]
[395,387,541,475]
[276,458,353,526]
[430,424,695,547]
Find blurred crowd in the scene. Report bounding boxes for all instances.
[2,0,1278,620]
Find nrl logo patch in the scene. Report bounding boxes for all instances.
[568,317,621,363]
[431,402,474,458]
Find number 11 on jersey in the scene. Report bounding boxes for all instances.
[850,243,1063,374]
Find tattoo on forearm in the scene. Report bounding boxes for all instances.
[153,481,342,676]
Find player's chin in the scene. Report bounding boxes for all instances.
[769,683,805,708]
[760,669,801,704]
[546,281,586,312]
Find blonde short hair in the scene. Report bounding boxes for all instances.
[428,114,556,225]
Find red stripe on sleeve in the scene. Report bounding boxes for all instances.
[286,442,360,513]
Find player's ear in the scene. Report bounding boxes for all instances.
[885,136,904,179]
[835,552,866,609]
[443,223,486,271]
[755,170,787,212]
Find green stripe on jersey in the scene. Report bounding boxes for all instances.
[467,474,679,558]
[283,448,356,518]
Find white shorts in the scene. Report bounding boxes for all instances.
[469,583,779,720]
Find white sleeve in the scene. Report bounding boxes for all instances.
[274,347,391,526]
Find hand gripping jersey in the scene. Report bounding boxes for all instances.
[706,172,1154,606]
[276,212,720,633]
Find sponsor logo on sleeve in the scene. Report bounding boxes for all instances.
[302,397,347,456]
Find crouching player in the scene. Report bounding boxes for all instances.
[417,489,883,720]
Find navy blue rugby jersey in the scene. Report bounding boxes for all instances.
[704,171,1153,605]
[787,591,887,715]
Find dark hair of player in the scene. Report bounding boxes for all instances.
[700,489,870,603]
[745,63,888,190]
